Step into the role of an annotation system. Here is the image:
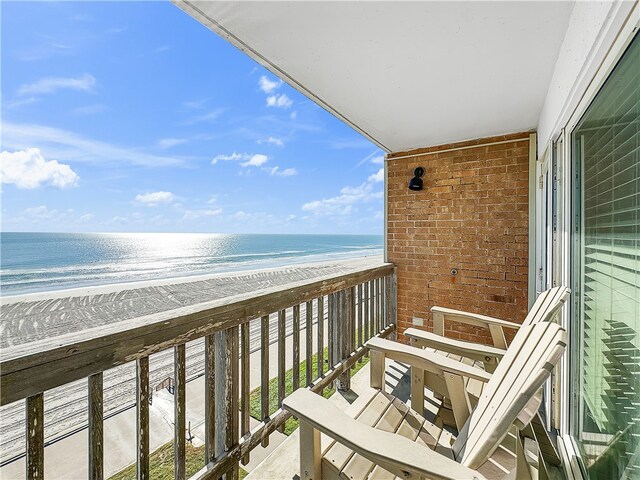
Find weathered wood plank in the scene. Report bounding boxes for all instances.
[376,278,382,334]
[277,309,286,434]
[317,296,324,377]
[385,274,392,328]
[390,269,397,338]
[189,324,395,480]
[357,284,363,349]
[328,294,335,370]
[369,280,375,338]
[260,315,270,448]
[226,327,240,480]
[292,304,300,391]
[337,290,351,391]
[204,335,215,463]
[364,281,370,343]
[88,372,104,480]
[174,344,186,480]
[305,300,313,386]
[240,322,250,465]
[26,393,44,480]
[136,356,150,480]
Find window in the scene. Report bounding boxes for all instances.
[571,33,639,479]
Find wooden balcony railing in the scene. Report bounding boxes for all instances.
[0,262,397,480]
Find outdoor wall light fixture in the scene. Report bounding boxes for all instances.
[408,167,425,191]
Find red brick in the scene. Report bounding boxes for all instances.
[387,132,531,345]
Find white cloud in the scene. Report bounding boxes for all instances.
[258,76,281,93]
[72,104,108,115]
[302,172,383,217]
[240,154,269,167]
[25,205,58,219]
[135,191,175,206]
[78,213,95,222]
[183,99,207,109]
[286,214,296,221]
[182,109,224,125]
[5,97,39,109]
[259,136,284,147]
[265,166,297,177]
[212,152,245,165]
[266,94,293,109]
[368,168,384,183]
[3,122,184,167]
[18,73,95,96]
[371,155,384,165]
[158,138,186,149]
[290,111,298,120]
[183,208,223,220]
[1,148,79,189]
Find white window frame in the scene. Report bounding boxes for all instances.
[539,7,640,478]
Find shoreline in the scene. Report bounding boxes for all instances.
[1,249,383,299]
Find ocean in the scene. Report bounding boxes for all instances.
[0,232,383,296]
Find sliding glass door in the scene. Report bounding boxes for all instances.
[571,32,639,479]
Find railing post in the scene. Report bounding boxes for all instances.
[390,268,398,340]
[292,304,301,391]
[329,292,340,390]
[26,393,44,480]
[337,288,352,391]
[174,344,186,480]
[317,296,325,377]
[205,335,216,464]
[136,357,150,480]
[260,315,270,447]
[88,373,104,480]
[214,328,240,480]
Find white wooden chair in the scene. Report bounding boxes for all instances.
[284,321,567,480]
[404,286,570,373]
[396,287,569,430]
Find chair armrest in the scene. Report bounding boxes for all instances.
[404,328,506,363]
[283,389,487,480]
[431,306,522,330]
[366,337,492,383]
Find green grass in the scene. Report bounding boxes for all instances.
[108,441,248,480]
[249,347,370,435]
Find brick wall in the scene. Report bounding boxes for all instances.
[386,132,531,344]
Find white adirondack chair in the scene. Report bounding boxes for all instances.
[284,321,567,480]
[405,286,570,373]
[395,286,570,430]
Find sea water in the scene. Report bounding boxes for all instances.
[0,232,383,295]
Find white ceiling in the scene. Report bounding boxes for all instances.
[176,1,574,153]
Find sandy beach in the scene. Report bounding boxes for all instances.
[0,256,383,467]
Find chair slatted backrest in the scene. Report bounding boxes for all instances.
[452,322,567,469]
[521,286,570,327]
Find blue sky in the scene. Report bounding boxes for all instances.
[0,1,384,234]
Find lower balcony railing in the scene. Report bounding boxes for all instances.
[0,262,397,480]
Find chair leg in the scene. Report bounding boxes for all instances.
[411,366,425,415]
[370,350,385,391]
[443,372,471,431]
[299,421,321,480]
